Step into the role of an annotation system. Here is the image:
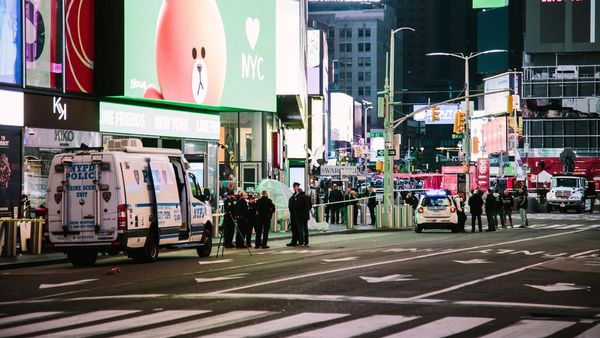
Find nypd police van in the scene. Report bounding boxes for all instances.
[46,139,213,266]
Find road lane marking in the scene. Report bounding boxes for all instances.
[0,312,61,326]
[202,312,349,338]
[33,310,208,338]
[112,311,273,338]
[570,249,600,258]
[454,301,589,310]
[287,315,419,338]
[322,257,358,262]
[198,259,233,265]
[408,260,554,300]
[555,224,584,229]
[195,273,248,283]
[525,282,590,292]
[478,319,575,338]
[39,279,98,289]
[576,323,600,337]
[360,274,417,283]
[383,316,494,338]
[454,259,492,264]
[210,229,587,294]
[0,310,139,337]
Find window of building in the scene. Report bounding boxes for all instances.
[365,71,371,81]
[358,87,364,96]
[365,28,371,37]
[358,43,364,52]
[358,57,364,66]
[346,72,352,81]
[365,86,372,96]
[364,43,371,52]
[358,28,364,37]
[365,57,371,67]
[345,57,353,67]
[358,72,364,81]
[339,28,352,39]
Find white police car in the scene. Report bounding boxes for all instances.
[414,190,459,233]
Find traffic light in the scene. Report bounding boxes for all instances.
[431,106,440,121]
[376,161,383,171]
[453,111,466,134]
[473,136,479,153]
[507,94,513,114]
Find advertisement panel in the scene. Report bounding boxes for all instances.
[24,93,99,131]
[0,90,23,126]
[0,0,22,84]
[330,92,354,142]
[25,0,64,89]
[124,0,276,112]
[65,0,94,93]
[100,102,220,140]
[0,126,21,217]
[412,104,459,125]
[477,158,490,191]
[482,117,508,154]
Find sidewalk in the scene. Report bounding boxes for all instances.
[0,222,406,270]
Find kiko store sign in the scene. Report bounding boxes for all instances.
[24,93,99,131]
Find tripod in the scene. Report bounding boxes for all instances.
[216,211,252,257]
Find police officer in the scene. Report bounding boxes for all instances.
[222,191,236,248]
[245,194,257,247]
[235,192,249,248]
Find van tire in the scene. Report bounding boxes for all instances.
[67,251,97,267]
[415,225,423,233]
[197,231,212,258]
[133,230,159,263]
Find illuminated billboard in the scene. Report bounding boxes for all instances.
[0,0,22,85]
[330,93,354,142]
[124,0,276,112]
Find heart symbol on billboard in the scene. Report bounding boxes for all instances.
[245,17,260,51]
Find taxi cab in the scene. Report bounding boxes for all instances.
[414,190,459,233]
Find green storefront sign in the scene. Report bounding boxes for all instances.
[124,0,276,112]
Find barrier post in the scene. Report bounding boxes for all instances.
[360,205,367,225]
[316,205,324,223]
[393,205,401,228]
[283,218,289,232]
[375,205,383,228]
[1,219,17,257]
[30,220,43,254]
[346,205,354,229]
[271,209,279,232]
[212,213,221,238]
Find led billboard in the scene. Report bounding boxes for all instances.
[124,0,276,112]
[0,0,22,85]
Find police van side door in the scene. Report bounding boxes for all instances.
[149,159,182,245]
[187,172,209,241]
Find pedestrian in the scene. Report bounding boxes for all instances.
[501,190,514,228]
[245,194,257,247]
[323,187,331,222]
[329,184,343,224]
[453,191,466,232]
[367,186,377,225]
[495,190,505,228]
[293,187,312,247]
[517,187,528,228]
[485,189,497,231]
[256,190,276,248]
[468,190,484,232]
[350,190,359,225]
[222,191,237,248]
[342,188,352,224]
[235,192,249,248]
[287,182,301,246]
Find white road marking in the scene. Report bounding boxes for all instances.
[525,282,590,292]
[408,260,554,300]
[33,310,206,338]
[0,312,61,326]
[198,259,232,265]
[0,310,138,337]
[454,300,589,310]
[195,273,248,283]
[360,274,417,283]
[383,316,494,338]
[555,224,584,229]
[570,249,600,258]
[39,279,98,289]
[576,323,600,337]
[322,257,358,262]
[287,315,419,338]
[454,259,492,264]
[479,319,575,338]
[210,230,586,295]
[202,312,349,337]
[536,224,565,229]
[112,311,273,338]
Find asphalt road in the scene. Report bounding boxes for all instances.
[0,213,599,337]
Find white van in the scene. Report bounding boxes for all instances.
[46,139,213,266]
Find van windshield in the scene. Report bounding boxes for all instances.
[553,178,579,188]
[422,197,451,207]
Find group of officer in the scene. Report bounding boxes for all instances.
[322,185,378,225]
[221,190,276,249]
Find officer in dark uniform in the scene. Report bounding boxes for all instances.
[235,192,249,248]
[222,191,236,248]
[245,194,258,247]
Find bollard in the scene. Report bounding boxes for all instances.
[346,205,354,229]
[212,213,222,238]
[283,218,289,232]
[1,219,17,257]
[375,205,383,228]
[393,205,401,228]
[271,209,279,232]
[316,205,324,223]
[407,205,414,227]
[360,205,367,225]
[30,220,43,254]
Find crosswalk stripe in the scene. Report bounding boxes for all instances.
[587,224,600,229]
[575,323,600,337]
[537,224,566,229]
[0,312,61,326]
[383,316,494,338]
[33,310,207,338]
[287,314,419,338]
[478,319,575,338]
[555,224,584,229]
[202,312,349,337]
[527,223,545,228]
[113,311,273,338]
[0,310,138,337]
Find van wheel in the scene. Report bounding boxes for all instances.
[67,251,97,267]
[134,230,159,263]
[197,232,212,258]
[576,204,584,213]
[415,225,423,233]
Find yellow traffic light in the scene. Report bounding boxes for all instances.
[453,111,465,134]
[473,136,479,153]
[431,106,440,121]
[376,161,383,171]
[507,94,513,114]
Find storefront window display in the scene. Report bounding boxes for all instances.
[0,126,22,217]
[0,0,22,85]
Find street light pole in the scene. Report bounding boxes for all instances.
[426,49,506,196]
[384,26,414,226]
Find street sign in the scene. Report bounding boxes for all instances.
[376,149,385,157]
[368,131,384,138]
[387,149,397,156]
[452,134,463,139]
